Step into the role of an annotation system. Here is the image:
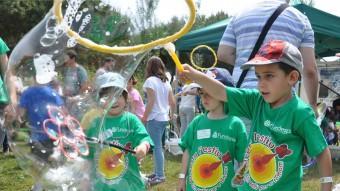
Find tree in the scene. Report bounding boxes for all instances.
[0,0,53,48]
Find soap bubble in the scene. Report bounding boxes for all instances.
[6,0,195,190]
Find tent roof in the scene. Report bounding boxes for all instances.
[175,4,340,57]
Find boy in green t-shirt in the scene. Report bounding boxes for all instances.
[180,40,332,191]
[178,68,247,191]
[86,72,153,191]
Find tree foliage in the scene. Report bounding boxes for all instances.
[0,0,53,48]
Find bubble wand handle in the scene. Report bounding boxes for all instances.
[164,42,184,72]
[85,137,136,154]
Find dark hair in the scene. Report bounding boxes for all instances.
[277,62,301,80]
[333,98,340,108]
[145,56,168,82]
[66,50,77,60]
[130,75,137,85]
[105,57,114,62]
[101,57,114,66]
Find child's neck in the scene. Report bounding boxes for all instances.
[207,105,226,119]
[270,91,293,108]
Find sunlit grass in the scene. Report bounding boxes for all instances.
[0,151,339,191]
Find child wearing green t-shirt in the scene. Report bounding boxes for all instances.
[86,72,153,191]
[180,40,332,191]
[178,68,247,191]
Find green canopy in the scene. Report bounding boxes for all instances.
[175,4,340,57]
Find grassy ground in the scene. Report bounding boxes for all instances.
[0,151,339,191]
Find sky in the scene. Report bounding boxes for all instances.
[155,0,340,21]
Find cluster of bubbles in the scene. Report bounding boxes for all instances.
[6,0,194,190]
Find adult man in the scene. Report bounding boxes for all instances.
[218,0,319,113]
[63,50,89,96]
[95,56,115,78]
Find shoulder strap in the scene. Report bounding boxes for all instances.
[236,3,289,88]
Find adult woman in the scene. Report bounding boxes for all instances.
[142,56,176,185]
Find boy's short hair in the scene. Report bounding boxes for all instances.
[66,50,77,59]
[241,40,303,75]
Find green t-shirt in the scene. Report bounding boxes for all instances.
[86,112,153,191]
[0,38,9,54]
[0,38,9,103]
[225,87,328,191]
[179,113,247,191]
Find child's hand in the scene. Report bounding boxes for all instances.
[134,142,149,161]
[179,64,200,83]
[177,178,186,191]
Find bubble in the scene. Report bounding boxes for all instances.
[7,0,195,190]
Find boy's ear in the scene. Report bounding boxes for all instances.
[288,70,300,86]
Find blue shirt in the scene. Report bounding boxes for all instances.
[19,85,64,141]
[220,0,314,89]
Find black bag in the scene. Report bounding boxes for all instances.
[236,4,289,88]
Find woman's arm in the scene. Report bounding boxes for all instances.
[142,88,155,123]
[168,89,176,120]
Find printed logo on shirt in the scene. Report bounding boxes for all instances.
[242,132,293,190]
[264,120,291,135]
[95,141,131,185]
[189,146,231,191]
[101,127,133,139]
[212,131,236,142]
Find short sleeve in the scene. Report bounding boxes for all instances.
[179,115,200,151]
[143,77,155,92]
[295,116,328,157]
[300,16,315,48]
[219,17,236,47]
[130,89,140,102]
[130,114,154,147]
[78,66,88,85]
[0,38,9,54]
[225,87,260,119]
[234,118,248,162]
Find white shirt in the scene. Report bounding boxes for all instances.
[143,76,172,121]
[179,83,197,109]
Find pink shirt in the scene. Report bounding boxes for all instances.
[128,88,145,119]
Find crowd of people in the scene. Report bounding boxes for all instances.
[0,0,338,190]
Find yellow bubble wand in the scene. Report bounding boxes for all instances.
[190,45,217,71]
[53,0,196,55]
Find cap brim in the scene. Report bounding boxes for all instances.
[100,82,127,92]
[190,83,201,89]
[241,57,281,70]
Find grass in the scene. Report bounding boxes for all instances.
[0,151,339,191]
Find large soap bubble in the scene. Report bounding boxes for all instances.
[6,0,195,190]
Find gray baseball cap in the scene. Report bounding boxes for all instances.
[241,40,303,74]
[95,72,127,92]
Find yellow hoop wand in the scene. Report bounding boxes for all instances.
[190,45,217,71]
[53,0,196,55]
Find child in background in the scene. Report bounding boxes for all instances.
[86,72,153,191]
[127,75,145,120]
[178,68,247,191]
[180,40,332,191]
[176,82,200,137]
